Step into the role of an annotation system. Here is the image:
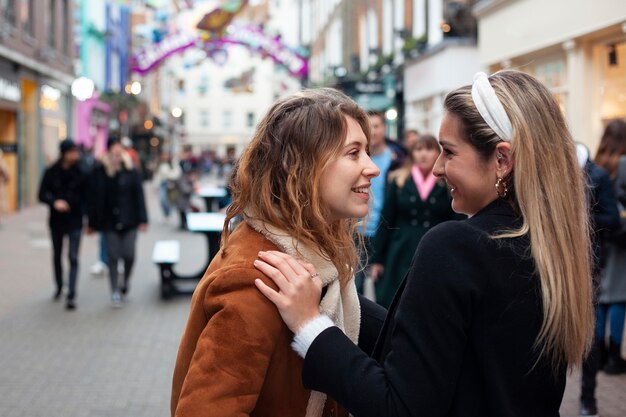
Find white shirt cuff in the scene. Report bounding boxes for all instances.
[291,315,334,358]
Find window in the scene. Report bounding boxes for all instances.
[47,0,56,47]
[19,0,34,36]
[1,0,16,26]
[200,110,209,127]
[197,75,209,96]
[223,110,232,129]
[61,0,68,54]
[246,112,255,128]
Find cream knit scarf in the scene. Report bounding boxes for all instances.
[245,215,361,417]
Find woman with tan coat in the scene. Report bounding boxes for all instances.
[171,88,385,417]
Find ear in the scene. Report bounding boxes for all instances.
[495,142,513,177]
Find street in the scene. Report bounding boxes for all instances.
[0,182,625,417]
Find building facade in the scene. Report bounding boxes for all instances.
[474,0,626,153]
[0,0,75,210]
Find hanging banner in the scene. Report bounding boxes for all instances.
[130,24,308,79]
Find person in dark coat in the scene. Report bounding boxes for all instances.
[254,71,595,417]
[576,143,620,416]
[88,136,148,308]
[370,134,459,307]
[594,119,626,376]
[38,138,88,310]
[354,111,405,294]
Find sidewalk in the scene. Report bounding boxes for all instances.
[0,182,212,417]
[0,178,625,417]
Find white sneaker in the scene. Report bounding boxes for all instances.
[90,261,108,275]
[111,292,123,308]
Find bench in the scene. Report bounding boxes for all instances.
[152,240,181,299]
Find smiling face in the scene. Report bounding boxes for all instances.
[319,116,380,222]
[433,111,500,216]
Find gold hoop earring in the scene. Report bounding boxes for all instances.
[495,176,508,198]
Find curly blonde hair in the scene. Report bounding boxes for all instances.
[221,88,371,287]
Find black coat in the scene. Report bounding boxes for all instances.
[302,199,566,417]
[88,163,148,231]
[38,161,88,231]
[584,161,619,276]
[372,177,458,307]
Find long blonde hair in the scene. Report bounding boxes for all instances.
[444,70,593,370]
[222,88,370,287]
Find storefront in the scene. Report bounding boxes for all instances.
[0,60,21,213]
[403,41,480,137]
[39,81,71,165]
[474,0,626,153]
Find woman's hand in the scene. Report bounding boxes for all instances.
[254,251,323,333]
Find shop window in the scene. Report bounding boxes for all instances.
[597,41,626,122]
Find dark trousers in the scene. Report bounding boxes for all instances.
[51,227,82,300]
[104,228,137,293]
[581,332,600,402]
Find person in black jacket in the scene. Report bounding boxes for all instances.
[88,136,148,308]
[576,143,620,416]
[38,139,87,310]
[254,71,595,417]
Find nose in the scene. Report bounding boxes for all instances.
[432,153,444,178]
[363,155,380,179]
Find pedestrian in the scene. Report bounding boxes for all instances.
[402,128,419,150]
[179,144,199,175]
[175,169,197,230]
[255,70,594,417]
[593,119,626,375]
[171,88,386,417]
[88,136,148,308]
[369,134,459,307]
[38,139,88,310]
[354,111,405,293]
[575,143,620,416]
[152,151,181,222]
[0,149,10,224]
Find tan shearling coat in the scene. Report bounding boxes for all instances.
[171,222,348,417]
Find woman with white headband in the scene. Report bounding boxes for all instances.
[254,70,594,417]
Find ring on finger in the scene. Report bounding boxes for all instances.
[311,272,320,279]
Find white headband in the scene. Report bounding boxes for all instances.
[471,72,513,142]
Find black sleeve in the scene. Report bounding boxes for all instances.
[87,168,102,230]
[135,170,148,224]
[357,294,387,356]
[302,222,485,417]
[38,169,55,206]
[371,180,398,264]
[593,169,620,231]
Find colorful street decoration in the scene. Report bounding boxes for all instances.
[196,0,248,32]
[130,23,308,79]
